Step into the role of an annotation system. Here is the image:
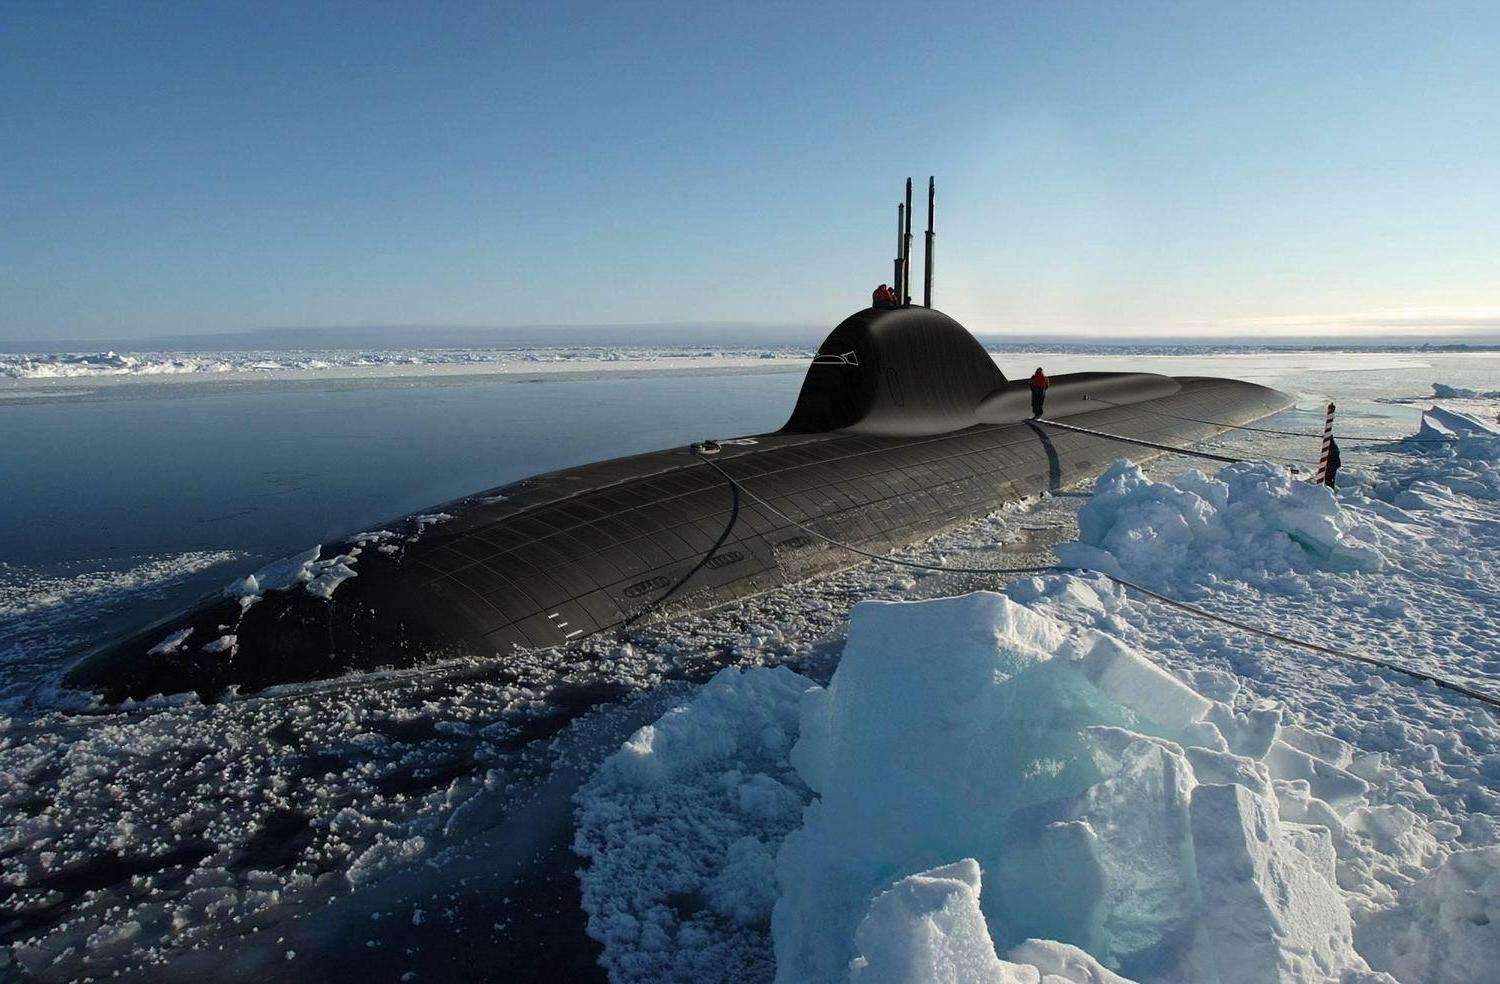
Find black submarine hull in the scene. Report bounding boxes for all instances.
[67,308,1292,701]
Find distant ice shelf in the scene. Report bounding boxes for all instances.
[0,347,812,379]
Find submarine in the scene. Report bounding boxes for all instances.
[68,179,1292,702]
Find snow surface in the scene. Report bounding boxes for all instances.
[573,666,812,982]
[1357,846,1500,981]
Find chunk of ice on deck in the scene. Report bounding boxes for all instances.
[221,544,360,603]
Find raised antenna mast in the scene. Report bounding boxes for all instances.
[902,178,913,305]
[923,176,935,307]
[893,202,905,298]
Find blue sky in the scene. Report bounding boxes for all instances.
[3,1,1497,343]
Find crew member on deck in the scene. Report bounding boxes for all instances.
[1323,437,1341,490]
[1029,367,1050,419]
[872,284,898,309]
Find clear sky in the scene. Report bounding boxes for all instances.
[3,1,1497,343]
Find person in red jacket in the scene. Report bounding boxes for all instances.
[872,284,898,309]
[1029,367,1049,419]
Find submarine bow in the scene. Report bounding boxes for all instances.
[66,304,1291,703]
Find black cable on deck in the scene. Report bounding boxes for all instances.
[1035,419,1252,464]
[621,455,742,626]
[1083,395,1458,444]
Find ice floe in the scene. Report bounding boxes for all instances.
[1056,459,1384,596]
[145,626,194,656]
[220,512,455,612]
[847,859,1130,984]
[768,590,1397,982]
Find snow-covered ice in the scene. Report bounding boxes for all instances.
[573,666,812,982]
[764,588,1391,982]
[1357,846,1500,982]
[1056,459,1383,596]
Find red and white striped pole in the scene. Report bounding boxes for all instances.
[1313,402,1336,485]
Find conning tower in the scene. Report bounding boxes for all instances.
[784,176,1007,437]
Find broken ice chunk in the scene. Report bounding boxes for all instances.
[1189,783,1368,984]
[147,627,194,656]
[1264,740,1369,811]
[848,859,1018,984]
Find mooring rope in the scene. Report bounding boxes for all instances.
[1104,573,1500,709]
[694,451,1500,711]
[621,454,742,626]
[1034,419,1256,465]
[1082,395,1458,444]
